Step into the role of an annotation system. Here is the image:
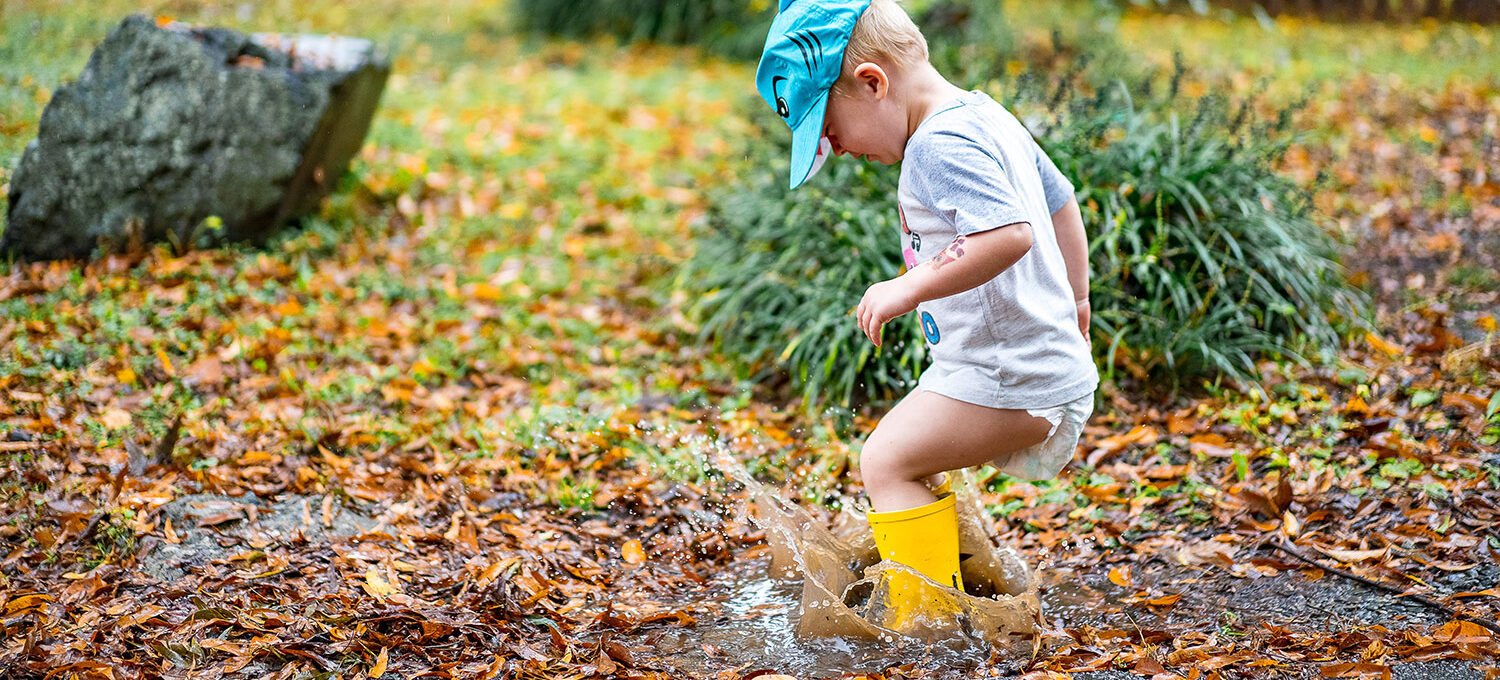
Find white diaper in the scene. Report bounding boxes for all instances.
[991,393,1095,481]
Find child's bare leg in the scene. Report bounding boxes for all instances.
[860,389,1053,513]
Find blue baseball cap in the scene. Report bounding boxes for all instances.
[756,0,871,189]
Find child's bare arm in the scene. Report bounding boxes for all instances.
[1050,197,1091,345]
[856,222,1033,347]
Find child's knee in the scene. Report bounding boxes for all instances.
[859,438,919,486]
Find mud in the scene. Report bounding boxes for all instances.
[629,512,1492,679]
[628,449,1496,678]
[715,449,1040,641]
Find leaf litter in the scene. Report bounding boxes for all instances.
[1,3,1500,679]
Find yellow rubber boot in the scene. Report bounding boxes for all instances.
[865,492,965,632]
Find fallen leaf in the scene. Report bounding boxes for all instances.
[1315,546,1388,563]
[622,538,646,565]
[1366,331,1406,357]
[371,646,389,678]
[1434,620,1491,643]
[364,565,400,599]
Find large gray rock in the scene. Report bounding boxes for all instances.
[2,14,389,260]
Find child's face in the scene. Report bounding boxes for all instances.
[822,63,907,164]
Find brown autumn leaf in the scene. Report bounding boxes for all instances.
[1433,620,1492,644]
[1320,662,1393,679]
[196,510,244,527]
[1313,546,1389,564]
[1187,433,1237,457]
[1366,332,1406,357]
[1133,655,1166,675]
[1091,425,1159,457]
[1440,391,1489,416]
[1146,593,1181,608]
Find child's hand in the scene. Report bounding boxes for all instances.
[1076,298,1092,346]
[857,278,917,347]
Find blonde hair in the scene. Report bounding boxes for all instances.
[830,0,929,98]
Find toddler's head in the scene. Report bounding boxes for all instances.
[825,0,929,164]
[756,0,931,188]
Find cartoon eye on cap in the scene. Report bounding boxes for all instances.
[772,76,790,118]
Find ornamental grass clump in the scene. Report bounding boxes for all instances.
[1019,71,1368,386]
[678,150,921,411]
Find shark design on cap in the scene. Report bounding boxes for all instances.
[755,0,872,189]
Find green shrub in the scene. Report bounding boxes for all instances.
[512,0,774,59]
[678,149,921,411]
[1021,72,1367,386]
[682,64,1367,409]
[917,0,1016,85]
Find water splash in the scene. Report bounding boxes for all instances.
[706,444,1042,650]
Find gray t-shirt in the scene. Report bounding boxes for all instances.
[898,89,1098,410]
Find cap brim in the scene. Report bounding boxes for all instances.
[788,92,829,189]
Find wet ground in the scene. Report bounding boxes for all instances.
[122,483,1497,679]
[1040,557,1494,632]
[615,550,1491,679]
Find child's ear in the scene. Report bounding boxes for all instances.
[853,62,889,99]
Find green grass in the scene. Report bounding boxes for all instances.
[0,0,764,512]
[1006,0,1500,92]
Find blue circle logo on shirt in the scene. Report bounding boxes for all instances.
[920,311,940,344]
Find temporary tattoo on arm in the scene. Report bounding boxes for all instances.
[929,236,967,271]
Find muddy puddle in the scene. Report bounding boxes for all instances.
[627,451,1047,676]
[616,447,1490,678]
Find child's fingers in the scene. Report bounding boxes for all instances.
[862,312,877,346]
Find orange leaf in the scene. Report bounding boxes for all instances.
[622,539,645,565]
[1319,662,1391,679]
[272,298,303,317]
[1452,589,1500,599]
[155,347,176,377]
[1441,392,1488,416]
[1281,511,1301,539]
[1092,425,1159,456]
[1366,332,1405,357]
[1435,620,1491,643]
[1134,656,1166,675]
[1167,411,1201,435]
[468,282,504,302]
[371,646,389,678]
[1146,593,1181,607]
[5,593,54,615]
[1341,394,1370,417]
[1108,565,1133,588]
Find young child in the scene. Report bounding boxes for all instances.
[755,0,1098,629]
